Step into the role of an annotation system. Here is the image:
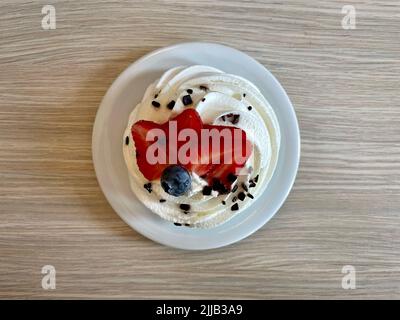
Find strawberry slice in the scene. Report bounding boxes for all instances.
[203,124,252,190]
[131,109,253,186]
[131,109,207,180]
[131,120,169,180]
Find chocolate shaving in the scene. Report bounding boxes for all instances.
[179,204,191,211]
[144,183,152,193]
[151,101,160,108]
[167,100,176,110]
[182,95,193,106]
[238,192,246,201]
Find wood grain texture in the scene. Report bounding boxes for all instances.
[1,0,399,299]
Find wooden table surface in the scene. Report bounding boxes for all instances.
[1,0,399,299]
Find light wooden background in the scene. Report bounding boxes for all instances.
[1,0,399,299]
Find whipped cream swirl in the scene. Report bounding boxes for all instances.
[123,65,280,228]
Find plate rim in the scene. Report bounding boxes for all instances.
[92,41,301,250]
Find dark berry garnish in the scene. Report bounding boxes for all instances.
[179,203,191,211]
[144,182,152,193]
[238,192,246,201]
[125,136,129,145]
[186,89,193,94]
[160,165,191,197]
[202,186,212,196]
[167,100,176,110]
[231,203,239,211]
[151,101,160,108]
[182,95,193,106]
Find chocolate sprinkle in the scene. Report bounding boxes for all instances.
[179,203,191,211]
[254,175,259,183]
[227,173,237,183]
[144,183,152,193]
[249,181,256,188]
[202,98,206,102]
[248,106,252,111]
[242,183,248,192]
[167,100,176,110]
[174,222,182,226]
[247,193,254,199]
[182,95,193,106]
[231,184,238,193]
[184,223,191,227]
[184,211,189,214]
[125,136,129,145]
[154,93,158,98]
[232,196,238,203]
[238,192,246,201]
[212,179,229,194]
[159,199,166,203]
[151,100,160,108]
[221,115,225,121]
[222,201,226,205]
[200,85,208,91]
[231,203,239,211]
[232,114,240,125]
[186,89,193,94]
[202,186,212,196]
[243,93,246,97]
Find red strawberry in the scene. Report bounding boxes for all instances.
[131,109,253,186]
[131,120,169,180]
[203,124,252,189]
[131,109,207,180]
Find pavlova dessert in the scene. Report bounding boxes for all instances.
[123,65,280,228]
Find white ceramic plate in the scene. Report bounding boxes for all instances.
[92,42,300,250]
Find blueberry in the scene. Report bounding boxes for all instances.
[161,165,191,197]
